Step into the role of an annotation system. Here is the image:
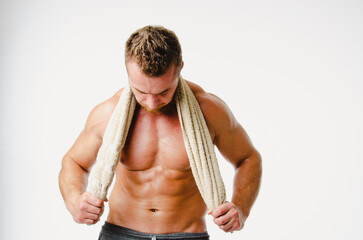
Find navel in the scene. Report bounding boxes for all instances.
[148,208,158,213]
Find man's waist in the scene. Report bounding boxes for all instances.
[106,208,207,234]
[100,221,210,239]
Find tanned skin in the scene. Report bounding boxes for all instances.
[59,60,262,234]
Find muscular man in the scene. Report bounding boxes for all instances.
[59,25,262,240]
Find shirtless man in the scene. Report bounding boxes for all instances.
[59,25,262,240]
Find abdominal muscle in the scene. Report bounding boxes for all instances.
[105,106,208,234]
[106,164,208,234]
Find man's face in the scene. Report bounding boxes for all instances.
[126,60,181,113]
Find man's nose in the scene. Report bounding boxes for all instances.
[145,95,159,109]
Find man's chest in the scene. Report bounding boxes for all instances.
[120,109,190,171]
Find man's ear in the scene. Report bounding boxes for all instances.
[177,61,184,76]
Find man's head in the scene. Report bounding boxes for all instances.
[125,25,183,76]
[125,25,183,113]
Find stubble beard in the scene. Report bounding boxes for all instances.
[140,103,167,114]
[138,95,176,114]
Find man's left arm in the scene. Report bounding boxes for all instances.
[202,93,262,232]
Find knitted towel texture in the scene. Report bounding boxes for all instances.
[86,76,226,213]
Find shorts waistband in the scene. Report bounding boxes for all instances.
[101,221,210,239]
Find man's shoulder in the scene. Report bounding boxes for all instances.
[185,80,215,104]
[185,80,235,136]
[84,88,125,135]
[185,80,228,114]
[91,88,124,117]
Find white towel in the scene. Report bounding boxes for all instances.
[87,76,226,214]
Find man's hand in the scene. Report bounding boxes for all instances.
[208,201,246,232]
[67,192,107,225]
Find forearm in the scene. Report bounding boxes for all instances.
[231,152,262,218]
[59,156,89,208]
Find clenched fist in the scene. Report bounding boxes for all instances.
[67,192,107,225]
[208,201,246,233]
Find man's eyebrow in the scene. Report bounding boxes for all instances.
[135,87,170,95]
[158,89,170,95]
[134,87,147,94]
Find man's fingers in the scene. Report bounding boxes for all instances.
[222,217,244,232]
[84,218,97,225]
[80,201,103,215]
[218,216,240,232]
[213,214,227,226]
[209,202,245,232]
[210,202,244,232]
[83,192,104,207]
[225,225,234,233]
[210,202,232,218]
[71,192,107,225]
[85,211,100,221]
[74,210,100,224]
[219,220,234,232]
[213,208,235,226]
[227,221,244,232]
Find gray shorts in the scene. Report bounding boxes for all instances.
[98,221,210,240]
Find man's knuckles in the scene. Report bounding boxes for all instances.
[80,194,89,202]
[94,207,102,215]
[74,212,98,224]
[212,208,225,218]
[74,214,85,223]
[91,198,103,207]
[79,202,88,211]
[80,198,103,210]
[214,216,228,226]
[213,202,234,216]
[212,204,245,232]
[220,224,231,231]
[81,193,103,206]
[80,204,103,216]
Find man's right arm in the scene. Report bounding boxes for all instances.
[58,92,120,225]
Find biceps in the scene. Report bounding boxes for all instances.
[66,128,103,171]
[216,124,256,167]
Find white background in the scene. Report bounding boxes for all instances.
[1,0,362,239]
